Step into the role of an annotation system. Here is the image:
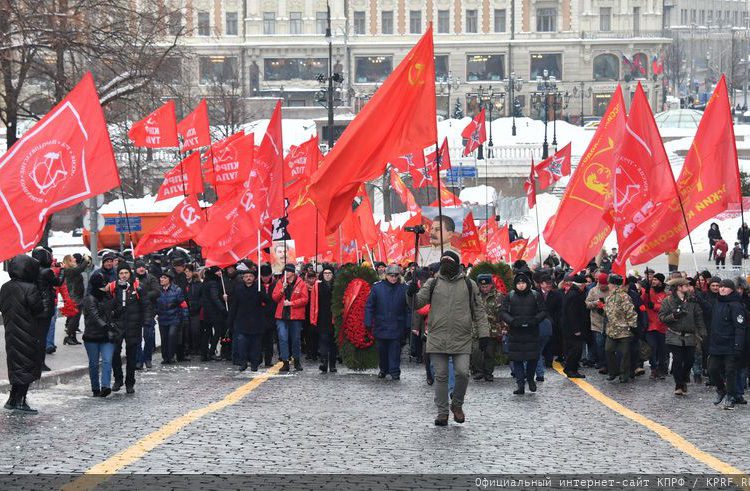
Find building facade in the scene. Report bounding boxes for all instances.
[173,0,672,121]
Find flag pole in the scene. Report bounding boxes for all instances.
[118,184,135,252]
[534,204,543,267]
[435,139,444,255]
[257,229,261,292]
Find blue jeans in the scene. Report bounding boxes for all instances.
[46,309,57,349]
[376,338,402,377]
[594,331,607,368]
[536,334,551,377]
[645,331,668,372]
[276,320,302,361]
[159,322,179,362]
[84,341,115,391]
[137,320,155,364]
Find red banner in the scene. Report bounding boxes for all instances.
[178,99,211,152]
[535,143,571,190]
[128,100,179,148]
[155,152,204,202]
[462,109,486,156]
[134,195,205,257]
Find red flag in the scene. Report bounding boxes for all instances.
[287,199,330,259]
[628,75,742,263]
[429,180,462,207]
[544,86,626,272]
[256,100,285,221]
[486,222,510,262]
[309,28,437,234]
[391,170,420,213]
[509,238,529,262]
[355,191,380,247]
[0,73,120,260]
[524,160,537,209]
[535,143,571,190]
[128,100,179,148]
[611,83,678,274]
[134,195,205,257]
[155,153,205,202]
[204,133,254,196]
[522,236,539,263]
[178,99,211,152]
[460,212,482,254]
[284,135,321,190]
[461,108,486,156]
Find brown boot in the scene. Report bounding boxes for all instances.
[450,404,465,424]
[434,414,449,426]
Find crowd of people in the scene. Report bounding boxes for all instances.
[1,227,749,423]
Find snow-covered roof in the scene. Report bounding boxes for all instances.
[460,185,496,205]
[98,195,210,215]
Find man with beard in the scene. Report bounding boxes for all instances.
[642,273,669,379]
[413,251,490,426]
[418,216,458,267]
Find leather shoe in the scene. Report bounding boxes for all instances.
[378,371,386,379]
[434,414,449,426]
[112,382,122,392]
[126,386,135,394]
[450,405,465,424]
[528,380,537,392]
[99,388,112,398]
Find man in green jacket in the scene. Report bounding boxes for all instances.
[410,251,491,427]
[471,274,503,382]
[603,274,637,383]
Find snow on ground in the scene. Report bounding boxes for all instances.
[460,185,496,205]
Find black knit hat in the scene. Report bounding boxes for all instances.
[116,262,132,275]
[720,279,736,290]
[653,273,666,283]
[260,264,273,277]
[608,274,624,286]
[134,259,147,269]
[441,250,460,264]
[283,263,296,273]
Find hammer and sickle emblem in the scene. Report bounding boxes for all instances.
[240,190,255,212]
[408,62,425,86]
[180,204,199,227]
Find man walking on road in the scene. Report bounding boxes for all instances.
[412,251,491,426]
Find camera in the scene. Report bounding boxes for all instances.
[404,225,426,234]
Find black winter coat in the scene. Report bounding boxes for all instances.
[316,280,334,332]
[563,286,589,338]
[110,281,147,344]
[500,288,547,361]
[0,255,44,385]
[63,257,91,303]
[136,271,160,306]
[82,292,116,344]
[37,267,63,321]
[227,282,270,335]
[201,274,228,322]
[544,288,563,333]
[185,280,203,316]
[708,292,746,356]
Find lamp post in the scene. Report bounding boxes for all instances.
[552,90,571,150]
[504,72,523,136]
[530,69,556,159]
[572,82,592,127]
[439,71,461,118]
[316,1,344,150]
[478,85,505,158]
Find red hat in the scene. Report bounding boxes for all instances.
[597,272,609,285]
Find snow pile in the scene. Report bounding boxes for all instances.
[460,185,496,205]
[243,119,318,150]
[48,231,90,260]
[98,195,210,215]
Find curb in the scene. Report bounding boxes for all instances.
[0,344,162,393]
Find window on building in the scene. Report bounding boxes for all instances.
[593,93,612,117]
[263,12,275,34]
[290,11,302,34]
[353,11,366,34]
[466,54,504,81]
[197,11,210,36]
[494,9,506,32]
[435,55,449,80]
[593,54,619,81]
[743,12,748,27]
[690,9,696,24]
[156,58,182,84]
[199,56,238,85]
[382,11,393,34]
[536,8,556,32]
[437,10,450,33]
[530,53,562,79]
[726,11,731,26]
[633,6,640,33]
[699,10,705,26]
[466,9,478,33]
[316,11,327,34]
[264,58,329,81]
[226,12,238,35]
[733,11,738,26]
[168,10,182,36]
[355,56,393,83]
[599,7,611,31]
[410,10,421,33]
[680,9,688,25]
[707,10,713,25]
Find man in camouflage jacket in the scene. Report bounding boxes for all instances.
[603,274,638,383]
[471,275,504,382]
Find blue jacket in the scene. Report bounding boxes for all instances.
[156,283,186,327]
[708,292,746,356]
[365,280,411,340]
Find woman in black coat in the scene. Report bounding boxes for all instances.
[109,263,147,394]
[312,265,337,373]
[0,254,44,413]
[82,272,117,397]
[500,272,546,394]
[227,267,269,371]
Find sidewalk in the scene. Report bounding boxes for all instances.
[0,316,161,392]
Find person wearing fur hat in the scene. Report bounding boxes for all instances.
[374,262,387,280]
[412,251,491,425]
[585,272,613,372]
[642,272,669,379]
[563,274,589,378]
[500,271,547,394]
[603,274,638,383]
[259,264,277,367]
[365,264,411,380]
[109,263,148,394]
[155,269,186,366]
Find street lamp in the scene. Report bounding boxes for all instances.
[503,72,523,136]
[572,82,592,127]
[315,1,345,149]
[552,90,571,149]
[478,85,505,157]
[530,69,557,159]
[438,72,461,118]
